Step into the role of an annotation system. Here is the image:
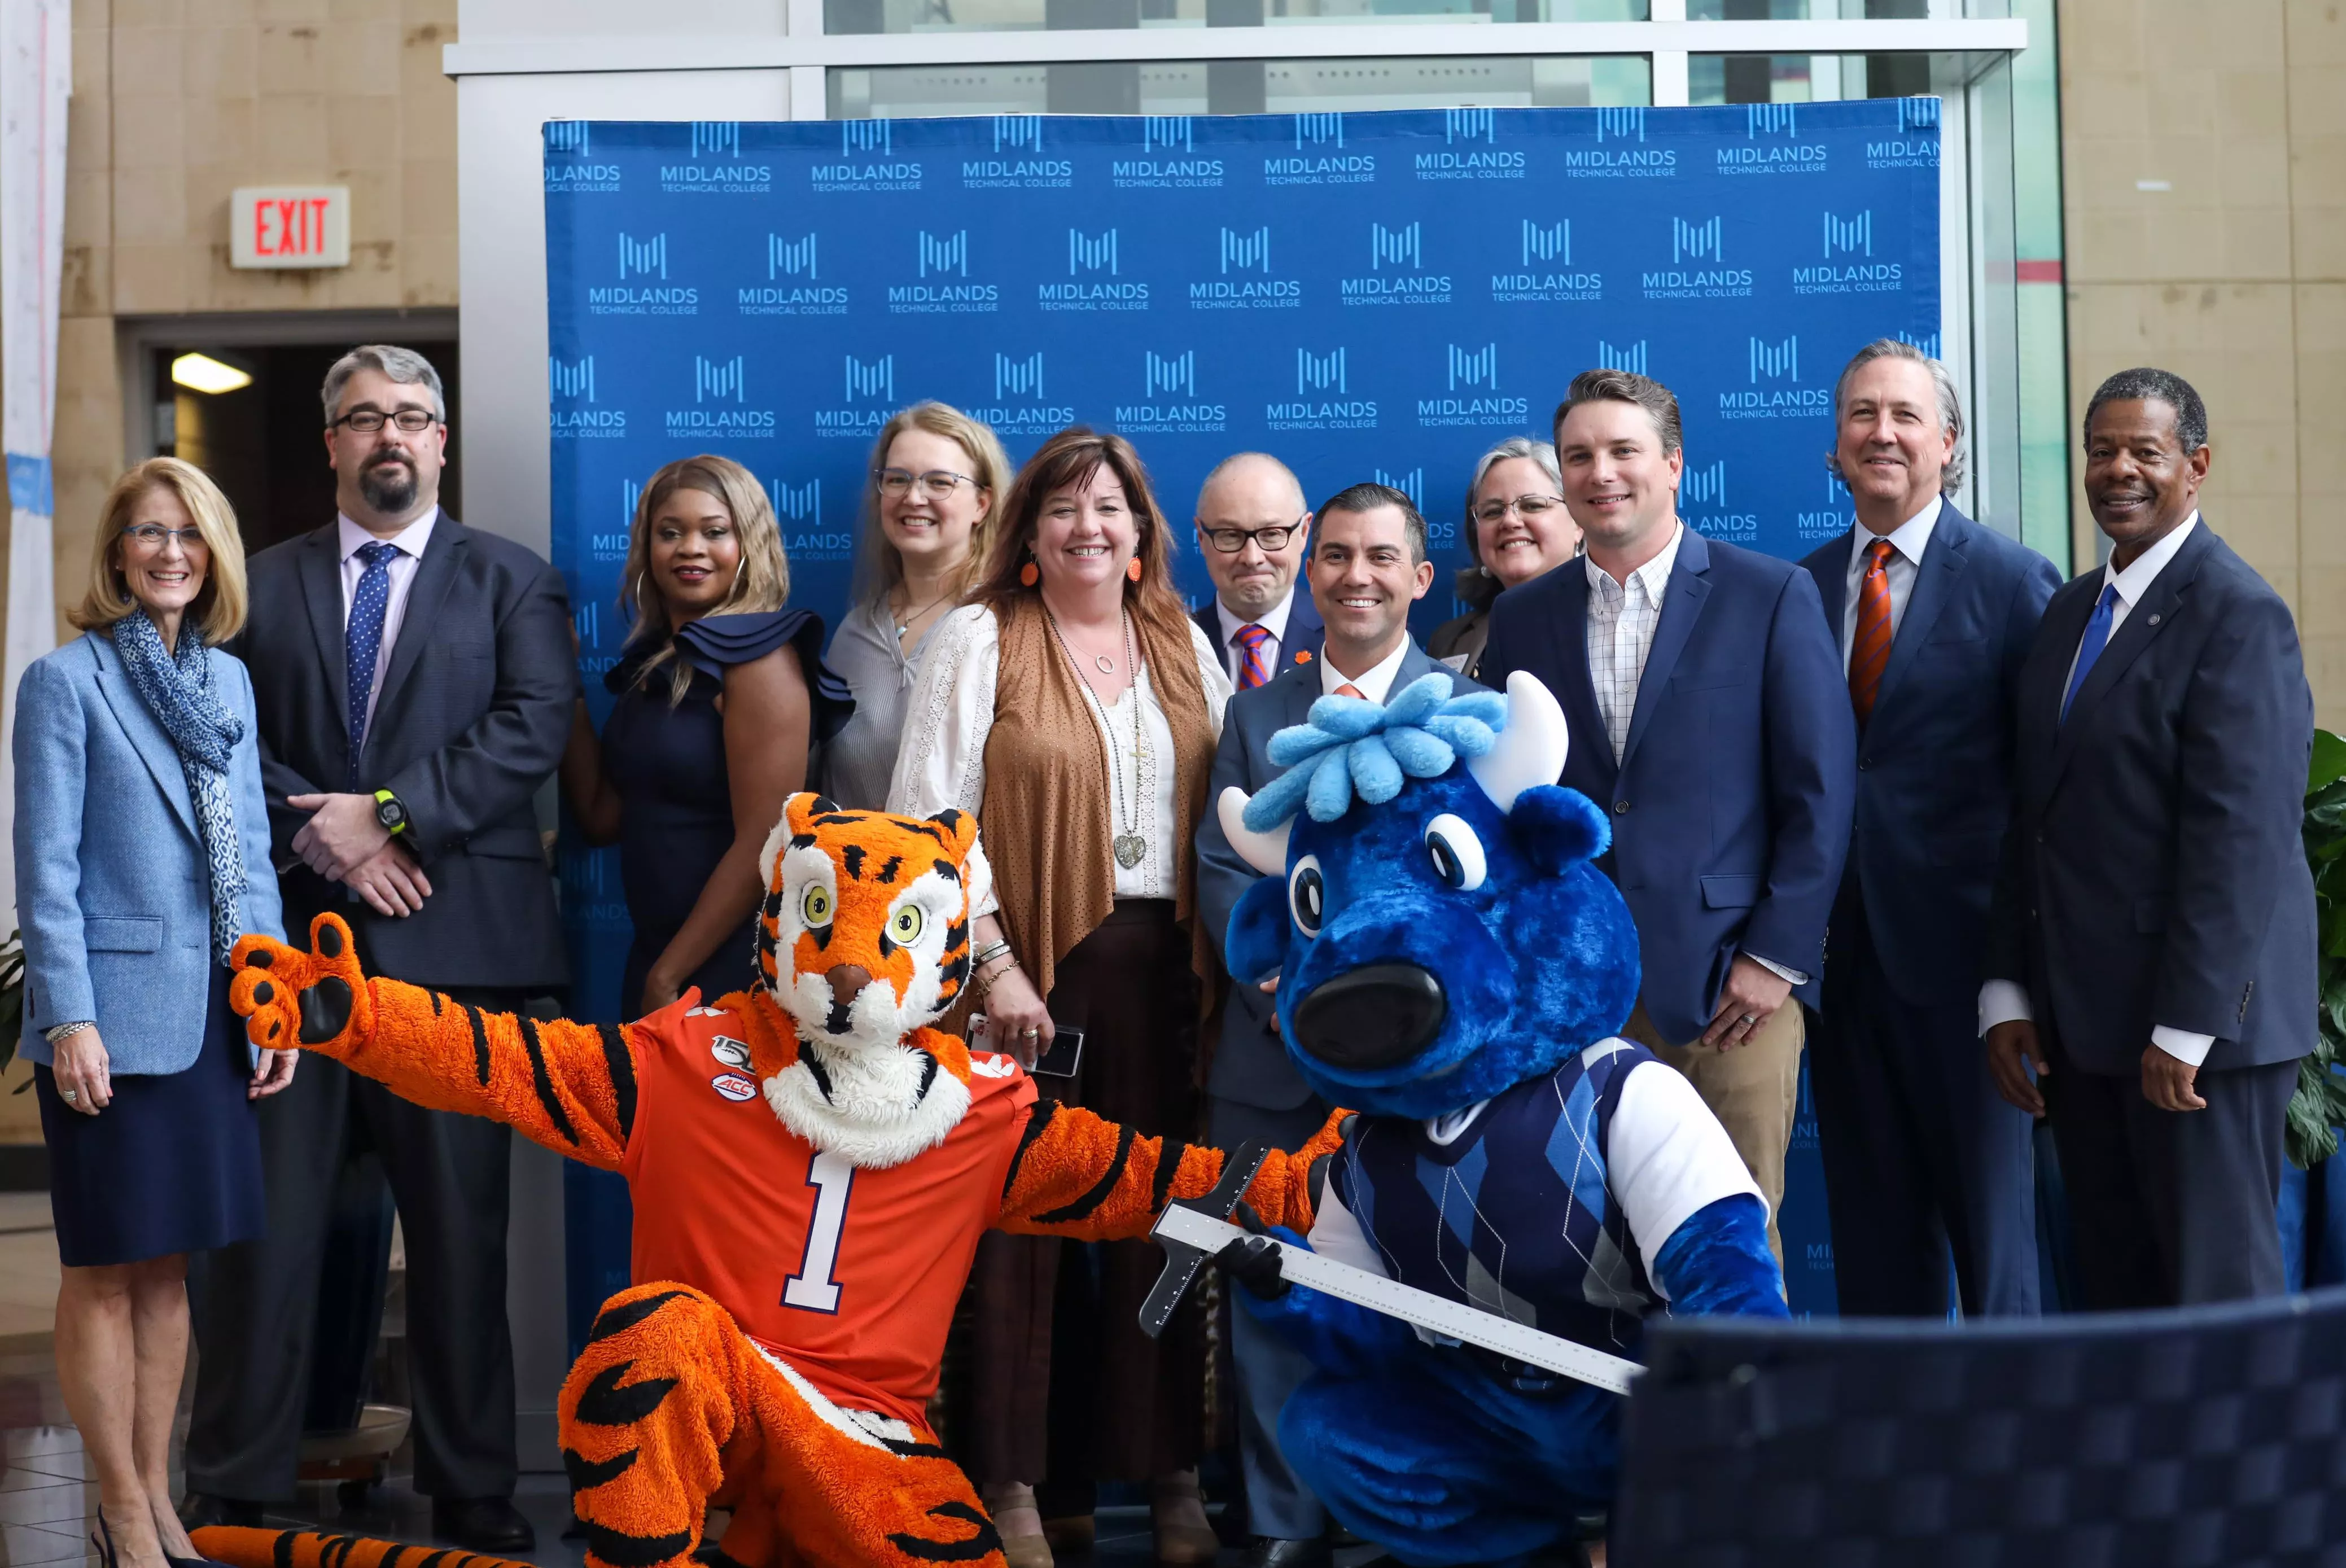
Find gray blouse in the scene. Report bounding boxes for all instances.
[819,595,944,809]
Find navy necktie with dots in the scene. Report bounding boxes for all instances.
[345,540,401,782]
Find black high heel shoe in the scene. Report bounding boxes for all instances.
[91,1512,120,1568]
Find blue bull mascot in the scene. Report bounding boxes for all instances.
[1210,671,1788,1567]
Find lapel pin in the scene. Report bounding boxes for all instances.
[1295,649,1312,664]
[2147,614,2161,627]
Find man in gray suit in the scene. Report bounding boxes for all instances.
[1195,481,1463,1567]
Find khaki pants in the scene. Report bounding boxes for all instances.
[1622,1000,1804,1267]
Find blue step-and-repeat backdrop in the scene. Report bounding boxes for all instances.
[545,99,1944,1325]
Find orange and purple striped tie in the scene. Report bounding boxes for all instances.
[1848,537,1896,725]
[1234,623,1271,689]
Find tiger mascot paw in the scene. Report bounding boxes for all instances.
[231,912,373,1053]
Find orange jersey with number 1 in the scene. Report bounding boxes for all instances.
[620,999,1035,1431]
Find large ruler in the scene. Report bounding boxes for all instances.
[1150,1203,1643,1398]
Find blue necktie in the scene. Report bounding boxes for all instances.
[345,541,401,777]
[2060,582,2121,723]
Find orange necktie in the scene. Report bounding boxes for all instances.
[1336,683,1365,699]
[1848,537,1896,725]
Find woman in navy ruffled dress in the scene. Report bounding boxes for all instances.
[561,454,852,1015]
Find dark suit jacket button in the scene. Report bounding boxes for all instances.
[2036,831,2046,844]
[1614,800,1630,815]
[1858,758,1871,771]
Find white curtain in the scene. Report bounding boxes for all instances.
[0,0,72,928]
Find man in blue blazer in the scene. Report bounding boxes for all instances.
[1196,481,1461,1567]
[1192,452,1325,690]
[183,347,574,1551]
[1984,368,2316,1308]
[1481,369,1855,1261]
[1798,340,2060,1318]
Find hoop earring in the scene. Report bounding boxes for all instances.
[1126,555,1144,584]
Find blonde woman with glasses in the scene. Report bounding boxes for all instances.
[13,459,290,1568]
[560,454,852,1015]
[1428,435,1582,681]
[819,402,1012,808]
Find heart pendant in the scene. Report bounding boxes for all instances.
[1113,834,1146,870]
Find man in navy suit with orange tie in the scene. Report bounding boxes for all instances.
[1984,368,2316,1308]
[1798,340,2059,1318]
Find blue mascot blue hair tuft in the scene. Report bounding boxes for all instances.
[1242,672,1509,830]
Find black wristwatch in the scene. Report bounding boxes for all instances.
[373,789,409,836]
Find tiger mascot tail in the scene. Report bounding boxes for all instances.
[227,792,1345,1568]
[191,1529,532,1568]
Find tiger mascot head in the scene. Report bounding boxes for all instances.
[751,793,982,1167]
[1219,672,1639,1122]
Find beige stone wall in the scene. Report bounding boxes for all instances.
[2059,0,2345,729]
[47,0,459,645]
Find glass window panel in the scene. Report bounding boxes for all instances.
[826,0,1643,34]
[830,51,1651,115]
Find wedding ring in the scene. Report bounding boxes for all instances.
[1022,1027,1040,1037]
[1737,1014,1758,1028]
[60,1089,77,1103]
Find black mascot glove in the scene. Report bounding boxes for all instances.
[1211,1202,1291,1300]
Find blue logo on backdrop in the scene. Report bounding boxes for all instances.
[588,233,698,316]
[1799,471,1856,542]
[1682,458,1757,542]
[1117,349,1224,435]
[546,121,621,193]
[1568,107,1674,179]
[1493,217,1599,304]
[1870,98,1941,168]
[1045,230,1148,312]
[1796,209,1903,294]
[1722,103,1828,177]
[893,230,996,314]
[1269,113,1373,185]
[1644,216,1753,300]
[1195,226,1299,310]
[663,121,771,193]
[545,103,1942,1320]
[550,356,626,440]
[1344,221,1451,307]
[1117,116,1223,189]
[1419,109,1525,181]
[817,119,921,192]
[966,114,1072,189]
[743,233,845,316]
[972,351,1073,435]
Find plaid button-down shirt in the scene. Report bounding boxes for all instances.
[1584,523,1684,765]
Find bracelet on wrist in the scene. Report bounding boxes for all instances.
[43,1021,94,1046]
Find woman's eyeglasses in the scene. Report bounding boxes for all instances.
[123,524,208,553]
[874,468,978,500]
[1473,494,1566,525]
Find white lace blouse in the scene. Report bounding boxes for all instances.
[886,603,1232,918]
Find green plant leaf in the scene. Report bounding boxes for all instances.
[2313,730,2346,794]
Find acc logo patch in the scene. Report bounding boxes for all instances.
[710,1036,752,1071]
[711,1072,759,1102]
[969,1053,1018,1079]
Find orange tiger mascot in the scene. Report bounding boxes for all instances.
[227,794,1341,1568]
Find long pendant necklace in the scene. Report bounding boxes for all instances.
[1045,605,1148,870]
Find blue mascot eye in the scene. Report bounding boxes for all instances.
[1423,814,1487,891]
[1289,855,1326,937]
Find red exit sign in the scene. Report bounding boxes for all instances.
[230,186,351,269]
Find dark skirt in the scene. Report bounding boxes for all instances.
[621,916,761,1017]
[955,899,1205,1486]
[36,965,265,1268]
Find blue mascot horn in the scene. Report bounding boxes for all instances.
[1218,671,1640,1120]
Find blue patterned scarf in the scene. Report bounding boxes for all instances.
[112,610,247,962]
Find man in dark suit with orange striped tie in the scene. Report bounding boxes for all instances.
[1192,453,1324,689]
[1798,340,2060,1319]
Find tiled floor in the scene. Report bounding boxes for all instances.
[0,1199,1395,1567]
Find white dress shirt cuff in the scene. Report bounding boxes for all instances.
[2150,1026,2216,1068]
[1744,952,1810,989]
[1977,979,2032,1039]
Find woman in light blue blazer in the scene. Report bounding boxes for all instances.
[13,458,289,1568]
